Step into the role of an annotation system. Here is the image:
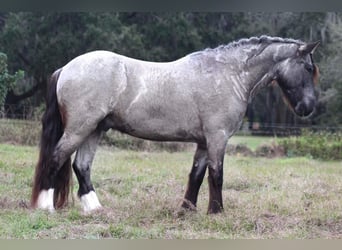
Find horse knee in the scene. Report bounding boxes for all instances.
[208,164,223,188]
[189,161,207,183]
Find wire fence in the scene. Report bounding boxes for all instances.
[242,122,342,136]
[1,104,40,120]
[1,104,342,140]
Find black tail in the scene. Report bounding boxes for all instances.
[31,68,72,209]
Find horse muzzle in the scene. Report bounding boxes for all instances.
[294,98,316,118]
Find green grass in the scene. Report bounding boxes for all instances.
[0,143,341,239]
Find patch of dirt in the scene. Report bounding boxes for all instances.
[254,212,301,236]
[0,196,30,209]
[306,217,342,239]
[36,223,108,239]
[226,144,254,157]
[253,213,342,238]
[227,143,286,158]
[254,143,286,158]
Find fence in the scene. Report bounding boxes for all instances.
[244,122,342,136]
[1,104,40,120]
[1,104,341,147]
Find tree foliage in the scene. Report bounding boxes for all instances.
[0,52,24,112]
[0,12,341,129]
[314,13,342,126]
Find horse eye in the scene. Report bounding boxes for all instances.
[304,63,314,73]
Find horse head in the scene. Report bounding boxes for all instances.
[275,41,320,117]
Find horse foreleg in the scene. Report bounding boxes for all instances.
[72,131,102,212]
[182,143,208,210]
[206,132,228,214]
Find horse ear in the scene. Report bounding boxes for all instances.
[298,41,320,55]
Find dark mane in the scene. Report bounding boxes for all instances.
[188,35,305,59]
[206,35,304,52]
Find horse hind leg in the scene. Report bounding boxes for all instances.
[35,116,104,212]
[72,130,102,212]
[35,132,84,212]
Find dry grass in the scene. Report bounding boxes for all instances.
[0,143,341,239]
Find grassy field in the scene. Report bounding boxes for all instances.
[0,143,342,239]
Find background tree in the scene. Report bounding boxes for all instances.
[0,52,24,116]
[0,12,340,132]
[0,13,145,110]
[314,13,342,127]
[0,12,251,113]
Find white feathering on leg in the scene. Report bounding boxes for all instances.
[80,191,102,212]
[36,188,55,213]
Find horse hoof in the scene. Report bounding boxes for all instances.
[207,207,224,215]
[36,188,55,213]
[80,191,102,213]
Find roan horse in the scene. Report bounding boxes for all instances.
[31,36,319,214]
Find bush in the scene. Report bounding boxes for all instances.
[0,119,40,145]
[254,142,285,158]
[226,144,254,157]
[0,52,24,113]
[279,130,342,160]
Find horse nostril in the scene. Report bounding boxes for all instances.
[295,99,315,117]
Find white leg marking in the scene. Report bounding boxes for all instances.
[80,191,102,212]
[37,188,55,213]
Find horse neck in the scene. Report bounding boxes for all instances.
[219,43,297,101]
[243,53,277,100]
